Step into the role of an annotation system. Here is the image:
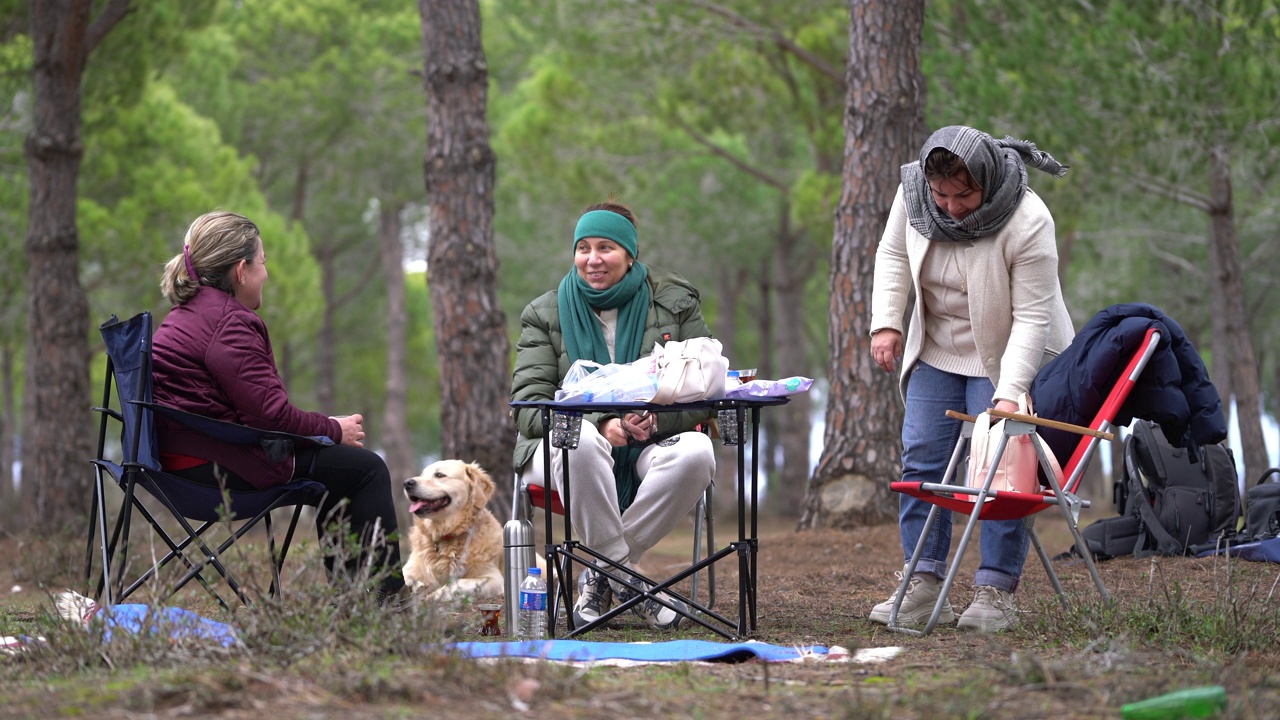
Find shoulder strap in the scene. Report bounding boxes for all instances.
[1126,445,1184,556]
[651,357,690,405]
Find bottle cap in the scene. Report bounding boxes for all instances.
[528,567,541,575]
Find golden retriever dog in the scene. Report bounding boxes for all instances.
[402,460,503,603]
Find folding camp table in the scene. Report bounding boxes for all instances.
[510,396,787,640]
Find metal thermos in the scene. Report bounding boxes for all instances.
[502,517,535,636]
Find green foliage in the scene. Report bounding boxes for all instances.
[82,0,219,113]
[77,81,322,337]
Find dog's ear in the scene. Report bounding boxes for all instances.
[466,462,495,504]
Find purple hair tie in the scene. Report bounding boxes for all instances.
[183,244,197,281]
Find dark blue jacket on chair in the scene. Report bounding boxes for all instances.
[1030,303,1227,466]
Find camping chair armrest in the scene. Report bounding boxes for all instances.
[945,408,1113,441]
[132,401,335,449]
[92,405,124,423]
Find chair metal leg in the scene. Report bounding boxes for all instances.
[703,484,716,609]
[896,430,1011,637]
[1031,434,1111,603]
[271,504,306,598]
[1028,521,1069,608]
[88,467,117,606]
[691,495,704,608]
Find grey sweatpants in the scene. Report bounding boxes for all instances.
[521,420,715,569]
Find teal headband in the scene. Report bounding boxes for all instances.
[573,210,639,258]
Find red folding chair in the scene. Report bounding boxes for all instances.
[888,328,1162,635]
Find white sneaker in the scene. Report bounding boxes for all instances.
[868,567,955,626]
[572,568,613,628]
[615,580,687,631]
[957,585,1018,632]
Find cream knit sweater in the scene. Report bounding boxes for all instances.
[871,184,1075,404]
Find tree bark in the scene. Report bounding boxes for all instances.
[379,202,416,486]
[799,0,926,530]
[20,0,130,532]
[1208,144,1268,485]
[772,210,812,517]
[315,246,336,415]
[419,0,514,517]
[0,343,13,515]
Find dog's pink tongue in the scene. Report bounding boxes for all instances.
[409,500,428,514]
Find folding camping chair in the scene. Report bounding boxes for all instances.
[85,311,329,609]
[888,327,1163,636]
[512,465,717,612]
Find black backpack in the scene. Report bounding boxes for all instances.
[1083,420,1239,558]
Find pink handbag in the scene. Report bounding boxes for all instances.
[964,393,1061,499]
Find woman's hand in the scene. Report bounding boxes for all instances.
[332,413,366,448]
[871,329,903,373]
[992,399,1020,414]
[603,412,657,447]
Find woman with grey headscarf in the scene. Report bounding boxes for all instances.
[867,126,1075,632]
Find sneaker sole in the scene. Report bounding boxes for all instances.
[868,605,956,626]
[957,615,1016,633]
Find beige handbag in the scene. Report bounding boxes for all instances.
[650,338,729,405]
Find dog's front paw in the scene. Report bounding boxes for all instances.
[426,582,459,604]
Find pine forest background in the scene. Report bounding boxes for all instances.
[0,0,1278,534]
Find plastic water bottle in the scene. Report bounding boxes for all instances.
[1120,685,1226,719]
[517,567,547,639]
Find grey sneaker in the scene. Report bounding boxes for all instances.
[957,585,1018,632]
[572,568,612,628]
[615,580,687,631]
[868,567,956,626]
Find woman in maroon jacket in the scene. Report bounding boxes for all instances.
[152,211,403,602]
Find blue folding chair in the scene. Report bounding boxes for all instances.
[86,311,330,609]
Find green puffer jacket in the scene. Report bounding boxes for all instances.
[511,266,714,472]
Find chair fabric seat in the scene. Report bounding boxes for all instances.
[890,482,1062,521]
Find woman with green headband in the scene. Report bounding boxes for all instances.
[511,201,716,631]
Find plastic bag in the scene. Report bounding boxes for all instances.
[724,376,813,398]
[555,356,658,403]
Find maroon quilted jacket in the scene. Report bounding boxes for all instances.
[151,286,341,489]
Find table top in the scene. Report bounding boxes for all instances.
[510,396,790,413]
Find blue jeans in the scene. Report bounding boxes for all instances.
[899,362,1029,592]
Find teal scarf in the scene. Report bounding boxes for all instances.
[557,262,651,511]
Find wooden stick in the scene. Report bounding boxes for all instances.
[945,408,1113,441]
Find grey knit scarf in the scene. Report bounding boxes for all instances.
[901,125,1069,242]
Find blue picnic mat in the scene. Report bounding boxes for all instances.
[448,639,828,663]
[1196,537,1280,562]
[99,604,239,647]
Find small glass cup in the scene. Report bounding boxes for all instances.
[717,406,740,446]
[735,368,758,384]
[477,603,502,636]
[551,411,583,449]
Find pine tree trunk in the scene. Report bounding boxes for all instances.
[1208,145,1268,485]
[773,218,811,517]
[19,0,125,533]
[315,247,337,415]
[379,202,416,486]
[799,0,926,530]
[419,0,514,517]
[0,343,13,516]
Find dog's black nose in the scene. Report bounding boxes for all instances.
[403,478,416,490]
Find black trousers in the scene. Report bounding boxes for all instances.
[172,444,404,597]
